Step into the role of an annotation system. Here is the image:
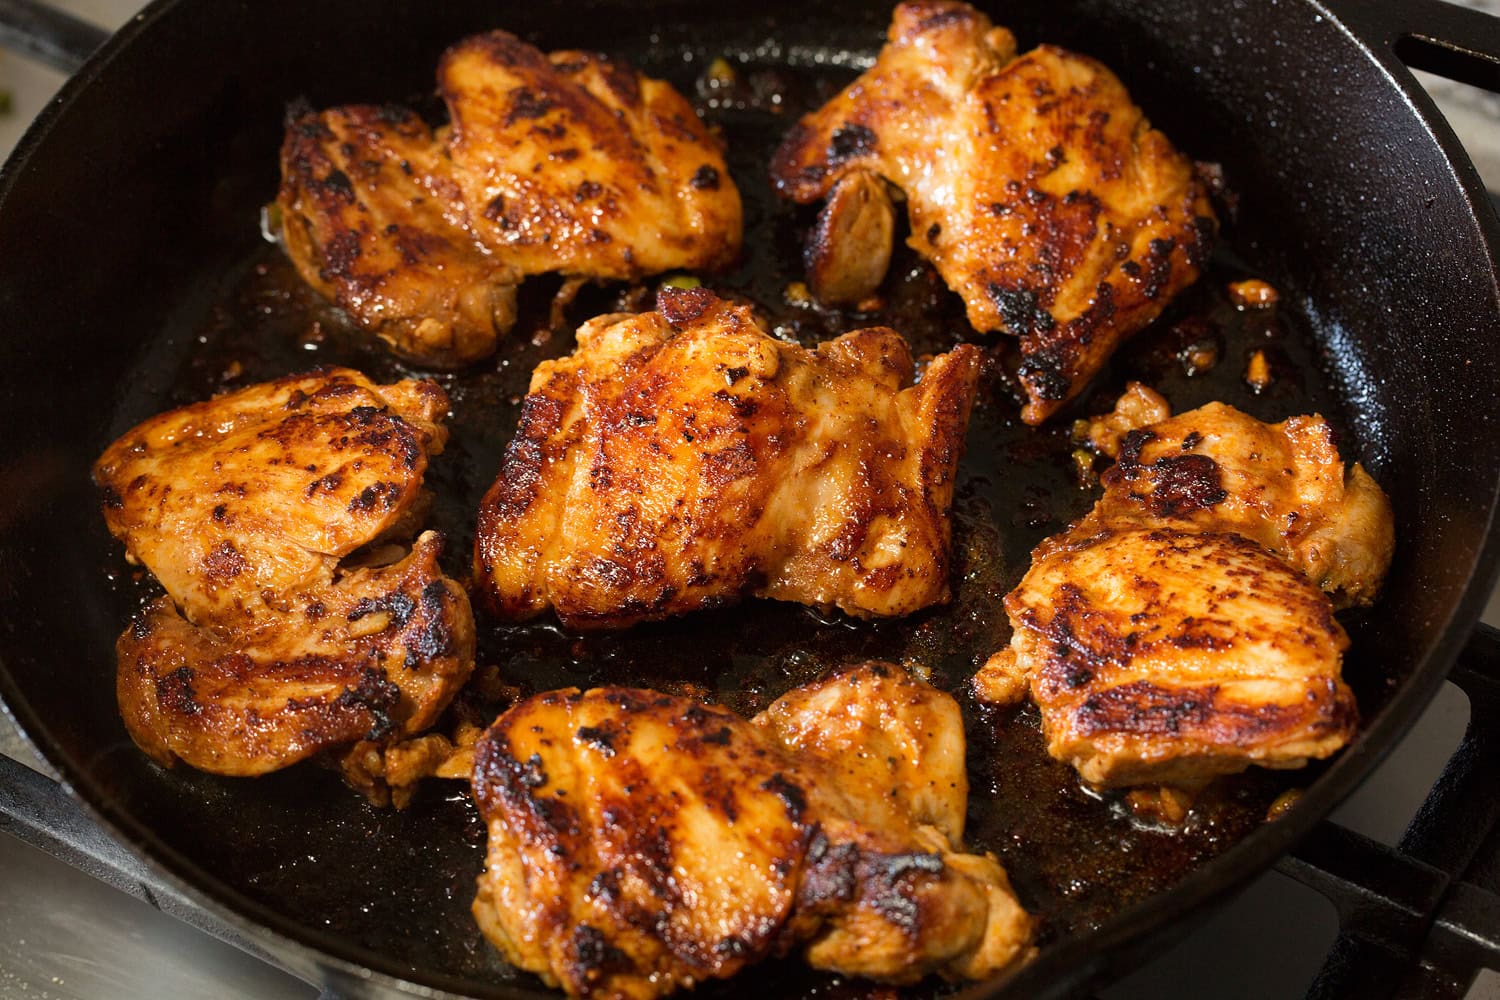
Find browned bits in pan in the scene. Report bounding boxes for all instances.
[1266,787,1304,821]
[1228,278,1281,308]
[1245,349,1273,391]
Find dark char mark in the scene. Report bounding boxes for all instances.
[690,164,721,190]
[1108,429,1228,516]
[760,773,806,822]
[331,667,401,741]
[156,666,200,716]
[347,591,416,628]
[570,923,633,979]
[827,123,877,164]
[576,725,617,756]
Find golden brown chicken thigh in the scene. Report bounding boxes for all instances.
[771,1,1216,423]
[95,369,475,777]
[440,34,741,280]
[974,396,1393,787]
[753,662,969,846]
[1087,399,1395,607]
[470,663,1032,999]
[96,369,449,629]
[474,286,982,629]
[279,31,741,368]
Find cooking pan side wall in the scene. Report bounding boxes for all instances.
[0,0,1495,996]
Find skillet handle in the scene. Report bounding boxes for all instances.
[0,750,309,985]
[1395,0,1500,93]
[1328,0,1500,93]
[0,750,154,897]
[0,0,109,75]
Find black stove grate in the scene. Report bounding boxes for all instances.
[1275,624,1500,999]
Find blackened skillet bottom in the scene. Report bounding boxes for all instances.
[96,55,1371,998]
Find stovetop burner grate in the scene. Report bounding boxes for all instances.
[1276,626,1500,999]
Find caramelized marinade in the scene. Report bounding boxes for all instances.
[102,52,1362,998]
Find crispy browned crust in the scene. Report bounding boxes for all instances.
[470,666,1031,997]
[770,0,1217,423]
[117,531,475,776]
[473,288,982,629]
[1068,677,1355,754]
[1005,528,1356,786]
[1095,403,1396,607]
[277,31,742,368]
[472,688,804,996]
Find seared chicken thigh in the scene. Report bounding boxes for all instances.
[474,286,982,629]
[471,663,1032,999]
[771,1,1216,423]
[975,396,1393,787]
[1086,400,1394,607]
[440,34,741,279]
[279,31,741,367]
[95,369,475,777]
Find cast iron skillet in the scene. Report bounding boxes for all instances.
[1,0,1499,997]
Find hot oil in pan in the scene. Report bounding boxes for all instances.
[119,56,1354,998]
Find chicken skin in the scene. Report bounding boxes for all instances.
[471,663,1032,999]
[771,1,1216,424]
[95,369,475,777]
[474,286,983,629]
[279,31,742,368]
[974,395,1394,787]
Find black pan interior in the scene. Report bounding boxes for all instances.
[0,1,1497,998]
